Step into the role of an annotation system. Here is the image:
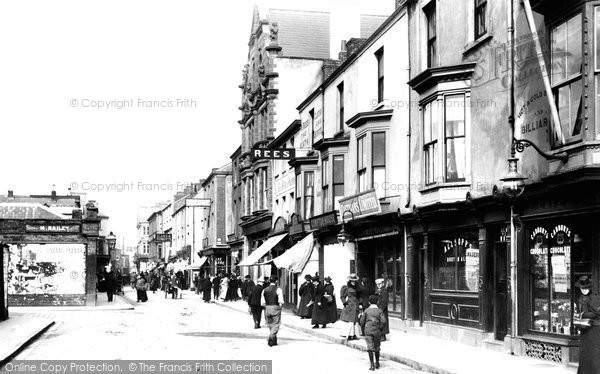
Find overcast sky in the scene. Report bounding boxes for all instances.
[0,0,394,247]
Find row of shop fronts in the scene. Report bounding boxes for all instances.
[229,177,599,364]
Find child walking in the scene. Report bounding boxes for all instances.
[359,295,387,370]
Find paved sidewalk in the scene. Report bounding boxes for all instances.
[0,316,54,364]
[195,291,578,374]
[9,294,134,313]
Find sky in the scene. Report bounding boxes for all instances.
[0,0,394,247]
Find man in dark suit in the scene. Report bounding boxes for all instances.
[248,278,265,329]
[105,268,116,302]
[212,273,221,300]
[241,275,255,301]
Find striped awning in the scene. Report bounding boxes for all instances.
[237,233,287,266]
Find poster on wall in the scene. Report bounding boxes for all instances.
[8,244,86,295]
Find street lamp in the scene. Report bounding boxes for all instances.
[107,231,117,252]
[337,209,355,247]
[500,157,526,199]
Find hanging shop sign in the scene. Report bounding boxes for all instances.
[251,148,296,160]
[309,211,338,231]
[338,189,381,220]
[153,233,172,242]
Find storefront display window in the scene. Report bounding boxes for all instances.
[433,231,479,292]
[529,222,590,335]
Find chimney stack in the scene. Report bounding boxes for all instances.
[338,40,348,62]
[51,190,57,200]
[7,190,13,198]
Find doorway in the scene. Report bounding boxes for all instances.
[494,241,509,340]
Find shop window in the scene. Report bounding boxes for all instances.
[529,222,590,335]
[432,231,479,292]
[551,14,583,146]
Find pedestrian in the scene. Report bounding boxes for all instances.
[360,295,386,371]
[297,274,314,319]
[220,274,229,301]
[105,268,116,302]
[170,272,180,299]
[311,276,328,328]
[323,276,338,325]
[200,274,212,303]
[361,276,376,310]
[575,276,600,374]
[212,273,221,300]
[194,274,200,295]
[340,273,362,340]
[115,270,123,296]
[261,276,284,346]
[241,275,255,301]
[248,278,265,328]
[226,274,239,301]
[135,273,148,302]
[151,272,159,293]
[375,278,390,341]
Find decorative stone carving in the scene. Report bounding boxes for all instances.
[242,64,249,84]
[258,64,265,77]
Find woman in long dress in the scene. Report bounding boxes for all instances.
[340,273,362,340]
[297,274,314,319]
[219,275,229,300]
[575,276,600,374]
[324,276,338,325]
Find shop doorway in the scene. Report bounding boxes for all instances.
[494,241,509,340]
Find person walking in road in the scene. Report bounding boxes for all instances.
[575,276,600,374]
[261,276,284,346]
[248,278,265,328]
[340,273,362,340]
[212,273,221,300]
[297,274,314,319]
[105,268,116,302]
[375,278,389,341]
[311,276,328,328]
[323,276,338,325]
[135,273,148,302]
[360,295,387,371]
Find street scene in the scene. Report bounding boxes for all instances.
[1,0,599,373]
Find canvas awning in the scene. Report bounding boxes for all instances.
[186,256,208,270]
[237,233,287,266]
[272,233,314,273]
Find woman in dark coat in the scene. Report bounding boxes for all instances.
[297,274,314,319]
[375,278,390,339]
[575,276,600,374]
[312,276,329,328]
[135,274,148,302]
[200,274,212,303]
[340,273,362,340]
[323,276,338,325]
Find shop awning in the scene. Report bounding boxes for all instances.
[237,233,287,266]
[272,233,314,273]
[186,256,208,270]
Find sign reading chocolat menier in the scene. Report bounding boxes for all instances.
[338,189,381,220]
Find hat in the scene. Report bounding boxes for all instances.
[311,276,320,282]
[347,273,359,282]
[575,276,593,289]
[375,278,385,284]
[269,275,278,283]
[263,276,270,283]
[324,276,332,282]
[304,274,312,281]
[245,275,251,279]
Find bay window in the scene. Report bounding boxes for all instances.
[333,155,344,210]
[295,174,301,218]
[322,158,330,212]
[551,14,583,146]
[445,95,466,182]
[304,171,314,219]
[357,136,367,192]
[372,132,386,198]
[423,99,438,185]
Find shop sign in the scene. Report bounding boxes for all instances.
[251,148,296,160]
[25,224,79,233]
[338,189,381,220]
[309,211,338,230]
[154,233,172,242]
[273,172,295,197]
[355,224,398,240]
[82,222,100,235]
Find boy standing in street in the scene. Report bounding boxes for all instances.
[359,295,387,370]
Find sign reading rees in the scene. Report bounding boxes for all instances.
[251,148,295,160]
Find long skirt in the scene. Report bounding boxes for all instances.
[136,289,148,302]
[202,289,211,302]
[578,325,600,374]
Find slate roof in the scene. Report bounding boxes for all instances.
[268,9,330,59]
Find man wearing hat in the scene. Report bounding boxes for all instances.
[241,274,255,302]
[575,275,600,373]
[375,278,389,341]
[248,278,265,329]
[261,276,284,346]
[297,274,314,319]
